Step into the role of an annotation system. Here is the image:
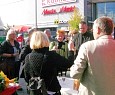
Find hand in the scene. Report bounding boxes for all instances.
[13,53,19,57]
[73,79,80,90]
[51,46,58,51]
[68,40,75,51]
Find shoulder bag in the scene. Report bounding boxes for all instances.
[28,53,48,95]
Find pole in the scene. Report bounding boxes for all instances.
[105,0,107,16]
[56,7,60,29]
[35,0,37,28]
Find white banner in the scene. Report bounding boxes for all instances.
[42,0,77,7]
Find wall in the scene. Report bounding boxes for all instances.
[37,0,85,28]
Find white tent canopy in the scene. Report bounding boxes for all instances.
[0,17,4,29]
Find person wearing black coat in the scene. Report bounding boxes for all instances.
[19,45,32,78]
[24,31,73,95]
[19,45,31,62]
[0,29,21,79]
[19,28,37,78]
[68,21,94,62]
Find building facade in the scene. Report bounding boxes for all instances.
[36,0,86,32]
[36,0,115,32]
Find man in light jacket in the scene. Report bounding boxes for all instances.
[69,16,115,95]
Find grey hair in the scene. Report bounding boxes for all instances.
[94,16,114,35]
[44,29,51,33]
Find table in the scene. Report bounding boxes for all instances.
[0,83,20,95]
[58,77,78,95]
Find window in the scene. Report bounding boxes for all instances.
[96,2,115,22]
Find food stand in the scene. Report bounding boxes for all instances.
[0,71,20,95]
[0,83,20,95]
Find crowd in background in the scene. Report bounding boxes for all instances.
[0,16,115,95]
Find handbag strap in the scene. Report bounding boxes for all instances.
[29,53,47,77]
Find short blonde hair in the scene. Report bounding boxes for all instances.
[56,29,65,35]
[6,28,16,40]
[30,31,49,49]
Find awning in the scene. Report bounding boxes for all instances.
[13,25,31,32]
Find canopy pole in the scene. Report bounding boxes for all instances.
[35,0,37,28]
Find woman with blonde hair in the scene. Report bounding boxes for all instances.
[0,28,20,79]
[24,31,73,95]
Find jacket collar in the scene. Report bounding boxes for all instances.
[32,47,49,54]
[98,35,113,40]
[6,40,17,46]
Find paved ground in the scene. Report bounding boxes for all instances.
[17,78,29,95]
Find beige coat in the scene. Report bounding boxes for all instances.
[70,35,115,95]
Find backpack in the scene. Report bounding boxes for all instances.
[28,53,48,95]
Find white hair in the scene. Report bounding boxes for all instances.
[6,28,16,40]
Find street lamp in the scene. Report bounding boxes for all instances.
[35,0,37,28]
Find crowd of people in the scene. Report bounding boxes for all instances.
[0,16,115,95]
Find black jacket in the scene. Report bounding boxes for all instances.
[24,47,73,92]
[0,40,20,63]
[19,45,32,78]
[19,45,32,62]
[73,32,94,58]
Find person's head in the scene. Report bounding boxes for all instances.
[79,21,88,34]
[26,28,39,45]
[30,31,49,49]
[93,16,114,39]
[44,29,51,38]
[68,29,78,36]
[28,28,39,38]
[6,28,16,40]
[56,29,65,42]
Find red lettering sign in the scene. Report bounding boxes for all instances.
[42,6,76,15]
[43,9,56,15]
